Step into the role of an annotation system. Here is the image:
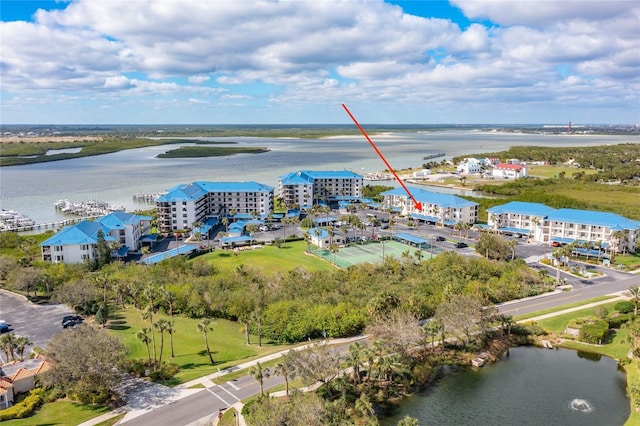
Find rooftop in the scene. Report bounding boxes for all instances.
[381,186,478,208]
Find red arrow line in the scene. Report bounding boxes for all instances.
[342,103,423,211]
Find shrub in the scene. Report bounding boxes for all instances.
[607,313,632,328]
[614,301,634,314]
[0,388,43,421]
[594,306,608,319]
[578,320,609,344]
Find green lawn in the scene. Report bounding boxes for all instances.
[3,400,110,426]
[514,296,616,321]
[535,301,622,333]
[108,308,293,384]
[200,241,333,274]
[527,165,598,179]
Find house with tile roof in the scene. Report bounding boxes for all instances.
[0,359,52,409]
[40,212,151,264]
[487,202,639,252]
[492,162,528,179]
[155,181,274,234]
[381,187,479,226]
[278,170,363,210]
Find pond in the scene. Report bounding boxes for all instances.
[382,347,629,426]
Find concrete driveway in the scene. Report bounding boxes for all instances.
[0,289,75,361]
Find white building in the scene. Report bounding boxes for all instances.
[492,163,528,179]
[412,169,431,179]
[278,170,363,209]
[40,212,152,264]
[308,227,346,248]
[487,202,640,252]
[381,187,478,225]
[456,158,483,175]
[155,181,274,233]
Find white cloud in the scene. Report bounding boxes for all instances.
[1,0,638,123]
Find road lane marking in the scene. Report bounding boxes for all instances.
[206,387,230,406]
[220,385,241,401]
[226,380,239,391]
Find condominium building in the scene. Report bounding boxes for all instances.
[381,187,479,225]
[278,170,363,209]
[155,181,274,233]
[40,211,151,264]
[487,201,639,252]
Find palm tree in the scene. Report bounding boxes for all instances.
[508,239,517,260]
[0,333,18,362]
[274,358,294,397]
[166,319,176,358]
[142,287,159,369]
[155,318,169,365]
[249,362,270,396]
[329,243,339,267]
[628,285,640,316]
[612,230,627,255]
[197,318,215,364]
[221,217,229,233]
[136,328,152,368]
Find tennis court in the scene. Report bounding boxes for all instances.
[312,240,442,268]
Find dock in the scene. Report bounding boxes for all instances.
[423,152,445,160]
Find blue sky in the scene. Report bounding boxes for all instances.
[1,0,638,124]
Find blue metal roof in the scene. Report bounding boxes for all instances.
[142,244,197,264]
[381,187,478,208]
[96,211,151,229]
[279,170,362,185]
[220,235,254,244]
[309,227,329,239]
[547,208,640,230]
[394,233,429,244]
[41,220,114,246]
[487,201,556,217]
[157,181,274,202]
[498,227,531,235]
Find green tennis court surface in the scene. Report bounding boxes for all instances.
[312,240,442,268]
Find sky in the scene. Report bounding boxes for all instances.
[1,0,638,124]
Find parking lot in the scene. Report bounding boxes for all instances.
[0,289,74,362]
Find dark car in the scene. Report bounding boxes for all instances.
[435,236,446,242]
[0,320,9,333]
[62,315,83,328]
[455,242,468,249]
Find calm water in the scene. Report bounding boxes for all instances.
[0,131,635,224]
[383,347,629,426]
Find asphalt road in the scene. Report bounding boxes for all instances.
[122,367,286,425]
[499,265,638,316]
[0,289,74,362]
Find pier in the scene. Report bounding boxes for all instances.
[423,152,445,160]
[133,191,166,203]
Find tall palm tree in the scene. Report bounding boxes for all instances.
[136,328,152,368]
[197,318,214,364]
[274,358,294,397]
[142,287,159,370]
[155,318,169,365]
[249,362,270,396]
[612,230,627,255]
[0,333,18,362]
[166,319,176,358]
[628,285,640,316]
[508,239,517,260]
[348,342,364,387]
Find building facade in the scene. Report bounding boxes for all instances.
[278,170,363,209]
[492,163,528,179]
[155,181,274,233]
[381,187,479,225]
[40,212,151,264]
[487,202,639,252]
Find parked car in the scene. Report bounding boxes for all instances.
[435,236,446,242]
[0,320,9,333]
[62,315,83,328]
[455,242,468,249]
